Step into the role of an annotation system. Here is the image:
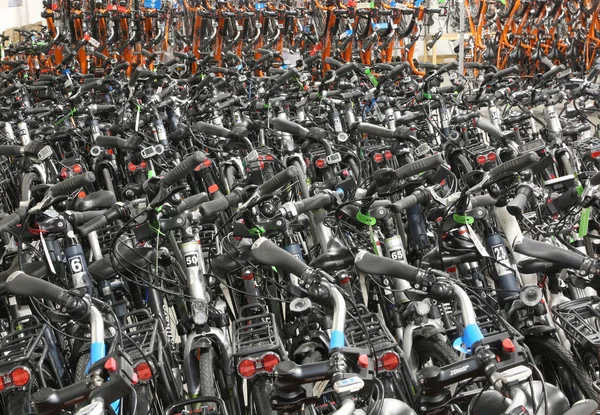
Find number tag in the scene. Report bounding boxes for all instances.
[389,249,404,261]
[37,145,53,161]
[185,253,199,267]
[69,256,84,274]
[326,152,342,164]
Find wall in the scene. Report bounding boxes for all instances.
[0,0,43,36]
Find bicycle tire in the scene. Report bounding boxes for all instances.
[224,165,236,195]
[301,349,325,397]
[413,337,459,368]
[451,153,473,180]
[292,160,310,199]
[20,171,41,202]
[74,353,89,412]
[198,347,218,406]
[252,377,278,415]
[558,152,573,176]
[525,336,599,404]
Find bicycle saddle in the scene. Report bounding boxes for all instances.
[88,248,155,281]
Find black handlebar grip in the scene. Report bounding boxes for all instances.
[384,62,410,82]
[506,185,533,217]
[113,61,130,72]
[295,192,333,215]
[391,194,419,212]
[67,210,106,225]
[272,118,309,138]
[95,135,128,149]
[5,271,64,303]
[255,51,274,66]
[196,73,215,89]
[199,190,243,217]
[0,212,21,232]
[209,66,228,74]
[304,53,322,66]
[1,85,19,96]
[78,215,109,238]
[162,151,206,186]
[0,145,23,156]
[129,66,144,86]
[356,123,396,139]
[251,237,310,276]
[51,171,96,197]
[95,104,117,113]
[92,51,108,61]
[176,192,209,214]
[325,57,343,68]
[470,194,497,208]
[334,62,357,77]
[24,106,51,115]
[258,166,298,195]
[438,60,458,74]
[354,251,419,284]
[79,79,102,93]
[273,68,299,87]
[39,74,58,82]
[488,152,539,182]
[514,237,585,270]
[157,83,176,100]
[193,121,231,137]
[10,64,28,75]
[541,64,566,81]
[591,171,600,186]
[493,65,519,79]
[476,117,503,139]
[163,58,178,67]
[395,153,445,180]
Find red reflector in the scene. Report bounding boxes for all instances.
[315,158,327,169]
[476,155,487,165]
[72,164,82,174]
[104,357,118,373]
[262,354,280,373]
[107,149,114,155]
[135,362,153,381]
[203,159,212,168]
[380,352,400,371]
[238,359,257,378]
[139,161,147,169]
[77,191,86,199]
[502,338,516,353]
[373,153,384,163]
[487,152,497,163]
[208,184,219,194]
[0,375,4,392]
[128,162,137,172]
[10,367,30,387]
[592,151,600,159]
[384,150,393,161]
[446,266,457,273]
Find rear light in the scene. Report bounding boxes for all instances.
[373,153,384,163]
[238,359,257,378]
[384,150,393,161]
[134,362,153,382]
[592,150,600,159]
[203,158,212,168]
[487,152,497,163]
[377,352,400,372]
[139,161,147,169]
[476,155,487,165]
[237,353,281,379]
[315,158,327,169]
[0,367,31,393]
[11,367,30,387]
[128,162,137,172]
[477,152,497,165]
[72,163,82,174]
[262,353,280,373]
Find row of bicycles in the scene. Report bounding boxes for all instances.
[3,11,600,415]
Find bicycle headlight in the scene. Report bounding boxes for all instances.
[520,285,543,307]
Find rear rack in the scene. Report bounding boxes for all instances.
[345,305,397,354]
[121,309,160,362]
[232,304,285,358]
[553,296,600,349]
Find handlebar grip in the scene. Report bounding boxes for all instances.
[295,192,333,215]
[391,194,419,212]
[176,192,209,214]
[470,194,497,208]
[162,151,206,186]
[129,66,144,86]
[488,152,539,182]
[157,83,176,100]
[258,166,298,195]
[255,52,274,66]
[0,211,22,232]
[506,185,533,217]
[209,66,228,74]
[394,153,445,180]
[304,53,321,66]
[67,210,106,225]
[384,62,410,82]
[325,57,343,68]
[51,171,95,197]
[541,64,566,81]
[334,62,357,77]
[193,121,231,137]
[251,237,310,276]
[272,118,309,138]
[6,271,64,303]
[95,105,117,113]
[514,237,585,270]
[476,118,503,139]
[0,145,23,156]
[199,190,243,217]
[113,61,130,72]
[354,251,419,284]
[92,51,107,61]
[24,106,51,115]
[163,58,178,67]
[79,79,102,93]
[356,123,396,138]
[95,135,128,149]
[493,65,519,79]
[273,68,299,87]
[464,62,484,69]
[173,51,189,60]
[78,215,109,237]
[10,64,28,75]
[39,74,58,82]
[1,85,18,96]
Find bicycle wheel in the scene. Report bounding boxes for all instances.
[198,347,219,407]
[20,171,42,202]
[413,337,459,368]
[302,350,325,397]
[525,336,598,404]
[251,378,278,415]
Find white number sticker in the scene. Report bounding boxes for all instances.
[185,253,199,267]
[69,256,84,273]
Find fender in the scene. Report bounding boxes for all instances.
[522,326,556,337]
[284,153,307,175]
[291,333,329,359]
[29,164,47,185]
